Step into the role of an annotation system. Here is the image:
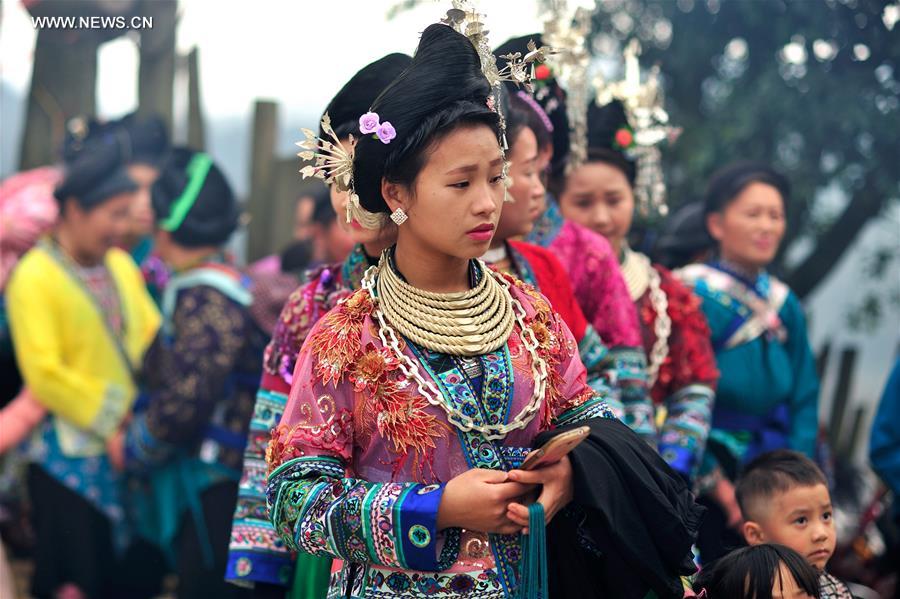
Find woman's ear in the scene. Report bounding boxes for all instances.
[381,179,408,214]
[706,212,724,243]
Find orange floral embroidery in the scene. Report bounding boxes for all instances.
[307,290,374,386]
[371,379,449,480]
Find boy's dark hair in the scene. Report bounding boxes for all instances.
[693,544,821,599]
[736,450,828,521]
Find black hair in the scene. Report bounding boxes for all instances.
[693,544,821,599]
[319,53,413,141]
[54,140,137,211]
[652,201,714,269]
[280,239,313,275]
[307,184,336,228]
[585,100,637,185]
[736,450,829,522]
[352,24,501,215]
[494,34,570,177]
[151,148,240,248]
[704,161,790,217]
[63,112,169,167]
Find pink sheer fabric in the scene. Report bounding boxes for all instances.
[547,221,641,348]
[269,277,598,484]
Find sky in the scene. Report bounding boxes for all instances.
[1,0,897,458]
[2,0,558,121]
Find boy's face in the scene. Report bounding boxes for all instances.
[743,483,836,570]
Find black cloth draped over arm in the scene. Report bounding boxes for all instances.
[535,417,705,599]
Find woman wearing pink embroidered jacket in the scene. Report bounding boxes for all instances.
[265,22,617,599]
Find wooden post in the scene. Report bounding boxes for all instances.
[247,100,278,262]
[839,406,866,459]
[137,0,176,132]
[19,29,99,169]
[186,47,205,150]
[827,348,857,451]
[815,341,831,380]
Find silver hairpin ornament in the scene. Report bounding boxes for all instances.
[442,0,555,151]
[296,113,386,229]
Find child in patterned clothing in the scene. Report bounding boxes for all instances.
[736,450,853,599]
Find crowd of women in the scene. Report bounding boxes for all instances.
[1,3,897,599]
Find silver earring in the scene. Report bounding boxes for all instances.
[390,207,408,225]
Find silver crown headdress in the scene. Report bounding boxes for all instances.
[593,39,680,217]
[441,0,554,202]
[539,1,593,175]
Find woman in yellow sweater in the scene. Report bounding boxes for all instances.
[6,142,160,599]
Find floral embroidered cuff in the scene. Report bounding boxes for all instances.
[225,550,295,587]
[397,483,445,571]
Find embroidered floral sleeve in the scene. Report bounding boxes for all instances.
[653,268,718,481]
[125,285,249,467]
[227,266,349,587]
[266,294,458,573]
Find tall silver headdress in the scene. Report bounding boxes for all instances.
[594,39,680,217]
[539,0,593,174]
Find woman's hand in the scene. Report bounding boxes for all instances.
[712,476,743,529]
[107,429,126,471]
[437,468,536,535]
[505,455,574,534]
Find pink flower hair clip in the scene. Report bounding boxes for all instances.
[358,111,396,144]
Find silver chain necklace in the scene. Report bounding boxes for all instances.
[361,265,550,440]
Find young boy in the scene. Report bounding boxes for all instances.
[736,449,853,599]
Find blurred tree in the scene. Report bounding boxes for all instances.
[18,0,176,169]
[589,0,899,300]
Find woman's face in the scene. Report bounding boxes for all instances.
[64,191,135,262]
[706,181,786,270]
[558,160,634,254]
[126,163,160,238]
[495,127,544,242]
[385,124,504,261]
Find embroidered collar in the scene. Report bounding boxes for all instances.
[524,196,565,247]
[708,259,770,300]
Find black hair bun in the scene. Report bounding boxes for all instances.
[704,161,790,215]
[586,100,637,184]
[62,112,169,167]
[352,23,500,214]
[152,148,240,248]
[321,53,413,141]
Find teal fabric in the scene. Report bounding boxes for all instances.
[695,283,819,471]
[129,236,154,267]
[518,503,548,599]
[131,456,236,568]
